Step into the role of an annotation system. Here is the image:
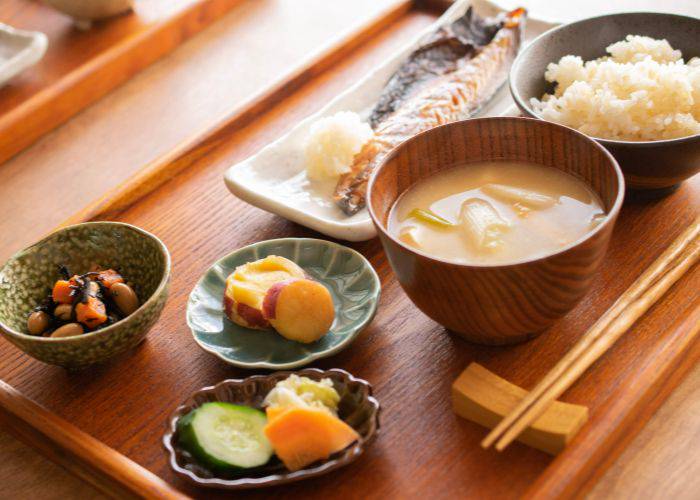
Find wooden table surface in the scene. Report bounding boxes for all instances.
[0,1,698,498]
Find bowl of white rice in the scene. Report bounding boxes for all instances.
[510,12,700,193]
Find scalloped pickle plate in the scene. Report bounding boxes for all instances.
[163,368,380,489]
[187,238,380,369]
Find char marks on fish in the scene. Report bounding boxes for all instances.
[334,7,526,215]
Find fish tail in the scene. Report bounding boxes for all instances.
[334,160,371,215]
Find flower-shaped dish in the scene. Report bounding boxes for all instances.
[187,238,380,369]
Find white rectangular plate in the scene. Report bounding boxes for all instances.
[0,23,47,87]
[224,0,557,241]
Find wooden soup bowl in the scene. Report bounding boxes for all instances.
[368,117,624,345]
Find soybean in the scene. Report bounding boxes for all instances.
[27,311,50,335]
[54,303,73,322]
[51,323,84,338]
[110,282,139,315]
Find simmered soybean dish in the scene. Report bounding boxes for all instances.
[26,265,140,338]
[388,161,606,264]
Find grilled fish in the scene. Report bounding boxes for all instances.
[334,7,526,215]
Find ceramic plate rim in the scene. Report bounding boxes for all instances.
[0,23,48,86]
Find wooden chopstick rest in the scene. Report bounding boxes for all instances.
[482,218,700,450]
[452,363,588,455]
[482,217,700,451]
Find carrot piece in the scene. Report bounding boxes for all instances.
[265,406,287,422]
[263,407,359,471]
[75,296,107,329]
[263,279,334,343]
[96,269,124,289]
[52,280,75,304]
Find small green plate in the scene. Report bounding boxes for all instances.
[187,238,380,369]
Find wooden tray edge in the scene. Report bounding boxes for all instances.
[0,380,189,500]
[525,302,700,499]
[0,0,245,166]
[59,0,415,227]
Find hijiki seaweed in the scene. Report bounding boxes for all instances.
[26,264,139,338]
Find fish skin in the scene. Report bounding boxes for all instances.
[369,7,503,128]
[334,8,526,216]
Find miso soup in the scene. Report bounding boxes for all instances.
[388,161,606,264]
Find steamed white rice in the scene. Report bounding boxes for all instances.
[531,35,700,141]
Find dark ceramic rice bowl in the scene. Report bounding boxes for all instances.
[510,12,700,193]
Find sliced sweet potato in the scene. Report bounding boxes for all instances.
[262,279,334,343]
[223,256,305,330]
[231,256,305,309]
[223,277,270,330]
[236,302,269,329]
[263,407,359,471]
[75,296,107,329]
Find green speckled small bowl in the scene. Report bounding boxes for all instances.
[0,222,171,369]
[188,238,380,369]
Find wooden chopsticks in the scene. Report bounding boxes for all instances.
[482,216,700,452]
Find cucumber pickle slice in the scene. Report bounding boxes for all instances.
[177,402,273,470]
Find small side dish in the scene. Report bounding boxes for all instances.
[187,238,379,369]
[27,266,139,338]
[0,222,170,368]
[177,375,359,473]
[532,35,700,141]
[165,368,379,489]
[223,255,335,343]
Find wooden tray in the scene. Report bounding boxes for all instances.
[0,0,243,166]
[0,1,698,498]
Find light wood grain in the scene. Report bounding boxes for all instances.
[0,0,243,165]
[486,219,700,451]
[0,431,106,500]
[0,0,411,264]
[452,363,588,455]
[0,380,189,499]
[587,363,700,500]
[0,6,697,497]
[0,1,699,498]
